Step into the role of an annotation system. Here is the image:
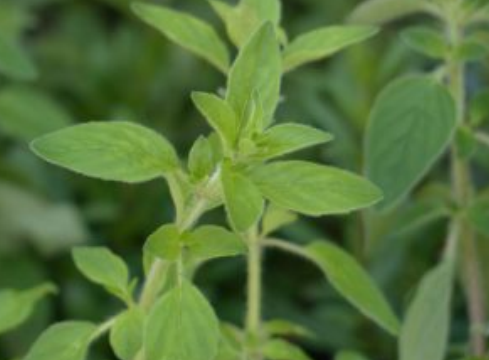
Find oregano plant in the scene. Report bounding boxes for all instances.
[351,0,489,359]
[18,1,405,360]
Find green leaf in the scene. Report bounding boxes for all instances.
[261,204,297,236]
[31,121,179,183]
[0,283,56,334]
[191,92,238,149]
[24,321,97,360]
[250,161,382,216]
[110,308,144,360]
[335,351,370,360]
[216,323,244,360]
[470,89,489,126]
[132,3,229,73]
[0,86,72,142]
[263,339,313,360]
[401,26,448,59]
[144,224,181,262]
[222,164,264,232]
[0,33,37,80]
[400,262,454,360]
[349,0,432,25]
[188,136,215,179]
[264,319,314,339]
[365,76,456,211]
[145,280,220,360]
[467,195,489,237]
[454,38,489,62]
[455,126,477,160]
[306,241,400,335]
[186,225,246,262]
[72,246,130,301]
[226,22,281,125]
[283,26,378,72]
[209,0,282,48]
[255,123,333,160]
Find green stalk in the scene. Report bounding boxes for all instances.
[445,11,487,356]
[246,226,263,360]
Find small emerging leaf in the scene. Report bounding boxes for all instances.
[31,121,179,183]
[306,241,400,335]
[132,3,230,73]
[261,204,297,236]
[255,123,333,160]
[188,136,215,179]
[144,224,181,262]
[283,26,378,72]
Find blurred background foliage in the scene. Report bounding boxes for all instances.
[0,0,488,359]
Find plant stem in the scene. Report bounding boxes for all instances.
[89,317,117,343]
[446,14,487,356]
[246,226,263,360]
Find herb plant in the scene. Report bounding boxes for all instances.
[16,1,406,360]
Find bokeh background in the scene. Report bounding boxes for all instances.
[1,0,489,359]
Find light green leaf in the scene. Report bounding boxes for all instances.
[400,262,454,360]
[349,0,433,25]
[255,123,333,160]
[110,308,144,360]
[191,92,238,148]
[264,319,314,339]
[0,283,56,334]
[335,350,370,360]
[216,323,244,360]
[263,339,313,360]
[188,136,215,179]
[365,76,456,211]
[261,204,297,236]
[0,86,72,142]
[306,241,400,335]
[0,34,37,80]
[144,224,181,262]
[145,280,220,360]
[132,3,229,73]
[283,26,378,72]
[31,121,179,183]
[226,22,281,125]
[210,0,282,48]
[187,225,246,262]
[250,161,382,216]
[72,246,130,301]
[222,164,264,232]
[401,26,448,59]
[24,321,97,360]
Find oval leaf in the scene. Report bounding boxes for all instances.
[24,321,97,360]
[31,121,179,183]
[306,241,400,335]
[145,281,220,360]
[132,3,229,73]
[187,225,247,261]
[283,26,378,72]
[110,308,144,360]
[365,76,456,211]
[250,161,382,216]
[399,262,454,360]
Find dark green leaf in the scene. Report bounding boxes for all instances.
[365,76,456,210]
